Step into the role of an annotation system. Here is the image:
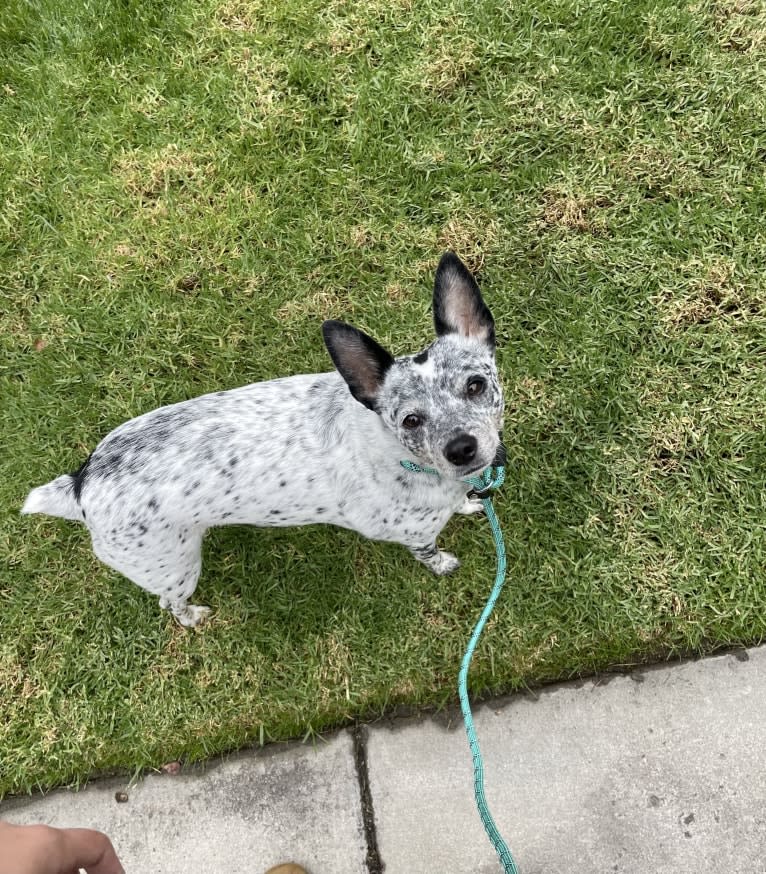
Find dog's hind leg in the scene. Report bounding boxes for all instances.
[408,542,460,575]
[90,525,210,627]
[160,597,211,628]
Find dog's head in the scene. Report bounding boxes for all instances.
[323,252,503,478]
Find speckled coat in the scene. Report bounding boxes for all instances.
[22,252,504,626]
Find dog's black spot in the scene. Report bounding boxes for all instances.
[137,541,144,548]
[224,487,233,496]
[148,497,159,511]
[280,480,287,488]
[222,512,232,519]
[228,456,238,467]
[411,544,438,560]
[84,407,200,484]
[316,507,326,514]
[382,517,388,524]
[269,509,282,515]
[70,455,92,502]
[137,523,148,535]
[413,348,429,365]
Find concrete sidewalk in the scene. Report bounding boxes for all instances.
[2,647,765,873]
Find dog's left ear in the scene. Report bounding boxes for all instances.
[433,252,495,347]
[322,320,394,411]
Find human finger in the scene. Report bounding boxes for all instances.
[56,828,124,874]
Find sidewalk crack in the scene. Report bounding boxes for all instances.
[351,725,384,873]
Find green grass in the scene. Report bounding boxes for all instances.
[2,0,766,797]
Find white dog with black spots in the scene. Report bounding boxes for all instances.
[23,253,504,626]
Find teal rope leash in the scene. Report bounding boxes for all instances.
[460,466,519,874]
[400,460,519,873]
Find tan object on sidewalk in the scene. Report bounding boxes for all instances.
[264,865,309,874]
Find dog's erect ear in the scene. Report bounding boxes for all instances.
[433,252,495,347]
[322,320,394,410]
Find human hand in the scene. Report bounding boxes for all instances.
[0,820,124,874]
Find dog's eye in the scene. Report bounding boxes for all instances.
[466,377,486,397]
[402,414,423,430]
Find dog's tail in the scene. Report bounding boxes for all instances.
[21,474,84,521]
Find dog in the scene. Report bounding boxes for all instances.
[22,252,504,626]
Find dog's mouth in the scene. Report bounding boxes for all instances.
[459,460,490,477]
[447,441,506,479]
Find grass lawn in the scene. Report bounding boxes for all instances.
[2,0,766,798]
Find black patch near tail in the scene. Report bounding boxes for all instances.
[70,455,91,502]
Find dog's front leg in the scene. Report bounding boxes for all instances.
[408,543,460,575]
[457,493,485,515]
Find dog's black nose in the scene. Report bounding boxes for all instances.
[445,433,478,467]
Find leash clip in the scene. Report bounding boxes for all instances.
[467,467,504,500]
[467,444,507,499]
[468,483,495,500]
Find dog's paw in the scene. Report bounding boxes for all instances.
[173,604,212,628]
[458,495,485,515]
[431,551,460,575]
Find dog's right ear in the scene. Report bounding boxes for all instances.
[433,251,495,347]
[322,320,394,411]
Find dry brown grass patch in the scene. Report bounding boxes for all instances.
[316,633,353,705]
[276,288,350,323]
[613,143,698,197]
[115,145,209,202]
[348,224,374,248]
[417,28,480,96]
[215,0,266,32]
[539,190,612,235]
[506,376,557,420]
[437,214,501,274]
[650,414,703,473]
[653,258,762,328]
[705,0,766,51]
[385,282,411,302]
